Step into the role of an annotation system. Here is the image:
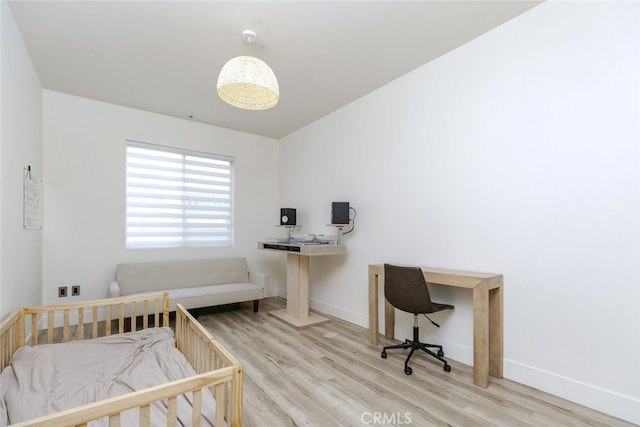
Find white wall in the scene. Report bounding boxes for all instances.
[6,0,639,422]
[279,1,639,424]
[0,1,43,319]
[42,91,281,304]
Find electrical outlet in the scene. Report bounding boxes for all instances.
[58,286,68,297]
[72,285,80,296]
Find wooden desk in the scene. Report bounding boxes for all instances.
[259,242,346,328]
[368,264,503,388]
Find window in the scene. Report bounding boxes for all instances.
[126,140,234,249]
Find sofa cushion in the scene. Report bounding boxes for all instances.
[130,282,265,311]
[170,282,262,299]
[115,258,250,295]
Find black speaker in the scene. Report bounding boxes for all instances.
[331,202,350,225]
[280,208,297,226]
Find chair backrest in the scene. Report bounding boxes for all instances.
[384,263,435,314]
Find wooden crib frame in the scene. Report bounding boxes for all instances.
[0,293,242,427]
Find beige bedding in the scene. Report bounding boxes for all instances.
[0,327,216,426]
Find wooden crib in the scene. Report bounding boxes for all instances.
[0,293,242,426]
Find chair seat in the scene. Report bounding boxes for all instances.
[431,302,454,312]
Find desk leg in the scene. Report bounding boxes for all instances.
[268,254,330,329]
[368,270,379,345]
[384,299,395,340]
[473,282,490,388]
[489,284,504,378]
[367,269,395,343]
[287,253,307,319]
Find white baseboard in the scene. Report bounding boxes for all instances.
[505,359,640,425]
[309,296,367,327]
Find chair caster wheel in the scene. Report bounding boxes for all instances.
[381,351,387,359]
[404,366,413,375]
[437,349,444,357]
[444,364,451,372]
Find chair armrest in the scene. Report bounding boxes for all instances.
[249,272,269,297]
[108,281,121,298]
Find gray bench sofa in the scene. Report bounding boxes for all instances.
[108,257,269,312]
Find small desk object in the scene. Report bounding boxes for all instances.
[259,241,346,328]
[368,264,503,388]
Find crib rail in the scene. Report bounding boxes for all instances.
[0,309,23,371]
[176,304,243,427]
[1,293,168,371]
[21,293,169,345]
[8,368,235,427]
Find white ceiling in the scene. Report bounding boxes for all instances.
[8,1,541,139]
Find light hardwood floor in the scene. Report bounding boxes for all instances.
[197,298,635,427]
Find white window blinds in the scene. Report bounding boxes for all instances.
[126,140,234,249]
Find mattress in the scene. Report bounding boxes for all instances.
[0,327,216,426]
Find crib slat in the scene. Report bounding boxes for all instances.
[131,303,137,332]
[106,305,112,336]
[4,332,10,367]
[109,413,120,427]
[118,303,124,334]
[63,309,70,343]
[215,383,226,427]
[193,389,202,427]
[154,299,160,327]
[17,313,25,352]
[92,306,98,338]
[167,397,177,427]
[139,405,150,427]
[162,296,169,327]
[47,311,54,343]
[78,308,84,340]
[142,301,149,330]
[31,314,38,345]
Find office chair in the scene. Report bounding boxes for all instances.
[380,263,454,375]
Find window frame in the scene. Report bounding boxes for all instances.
[125,140,234,249]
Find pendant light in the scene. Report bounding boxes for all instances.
[217,30,279,110]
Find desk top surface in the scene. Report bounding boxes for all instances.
[368,263,502,289]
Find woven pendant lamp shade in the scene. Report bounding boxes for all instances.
[217,56,279,110]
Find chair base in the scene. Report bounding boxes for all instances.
[381,326,451,375]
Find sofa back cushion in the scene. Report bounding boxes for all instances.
[116,258,250,295]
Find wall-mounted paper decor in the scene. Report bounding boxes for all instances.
[23,166,41,229]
